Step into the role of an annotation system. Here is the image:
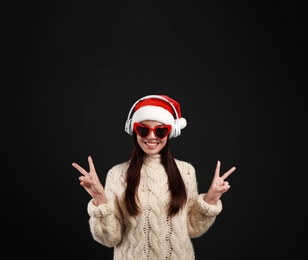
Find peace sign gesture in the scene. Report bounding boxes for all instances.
[72,156,107,206]
[204,160,236,205]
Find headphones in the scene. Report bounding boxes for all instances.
[124,95,181,138]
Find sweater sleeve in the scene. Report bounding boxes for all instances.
[87,164,126,247]
[183,162,223,238]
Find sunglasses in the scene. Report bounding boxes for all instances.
[133,122,172,139]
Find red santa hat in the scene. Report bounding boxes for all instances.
[130,95,187,138]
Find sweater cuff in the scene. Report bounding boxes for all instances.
[197,193,222,216]
[87,199,113,218]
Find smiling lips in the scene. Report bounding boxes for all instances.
[145,141,158,146]
[143,140,161,149]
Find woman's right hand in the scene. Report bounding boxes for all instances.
[72,156,107,206]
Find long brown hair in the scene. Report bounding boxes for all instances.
[124,132,187,216]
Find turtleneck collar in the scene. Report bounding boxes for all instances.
[143,154,162,166]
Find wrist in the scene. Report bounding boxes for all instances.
[93,195,107,206]
[203,194,217,205]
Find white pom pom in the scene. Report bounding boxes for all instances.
[178,118,187,129]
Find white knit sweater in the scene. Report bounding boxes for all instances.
[87,155,222,260]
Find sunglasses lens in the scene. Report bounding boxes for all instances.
[155,127,169,139]
[136,125,149,138]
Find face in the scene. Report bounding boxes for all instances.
[134,120,170,155]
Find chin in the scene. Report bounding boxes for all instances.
[145,150,161,156]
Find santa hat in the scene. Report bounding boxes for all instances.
[130,95,187,138]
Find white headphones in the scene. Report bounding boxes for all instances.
[124,95,182,138]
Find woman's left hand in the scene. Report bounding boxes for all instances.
[204,160,236,205]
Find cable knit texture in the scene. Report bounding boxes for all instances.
[87,155,222,260]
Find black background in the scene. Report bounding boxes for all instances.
[4,1,306,259]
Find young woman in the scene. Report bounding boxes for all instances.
[72,94,236,260]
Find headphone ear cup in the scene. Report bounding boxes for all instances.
[125,119,133,135]
[170,120,181,138]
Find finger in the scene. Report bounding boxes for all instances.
[79,180,91,189]
[88,156,96,173]
[79,176,93,185]
[214,160,221,178]
[72,162,88,176]
[219,182,230,192]
[221,166,236,180]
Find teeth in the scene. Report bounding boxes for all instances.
[146,143,157,146]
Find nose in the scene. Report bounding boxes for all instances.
[148,129,156,138]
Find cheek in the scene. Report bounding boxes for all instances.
[160,138,168,146]
[136,136,144,146]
